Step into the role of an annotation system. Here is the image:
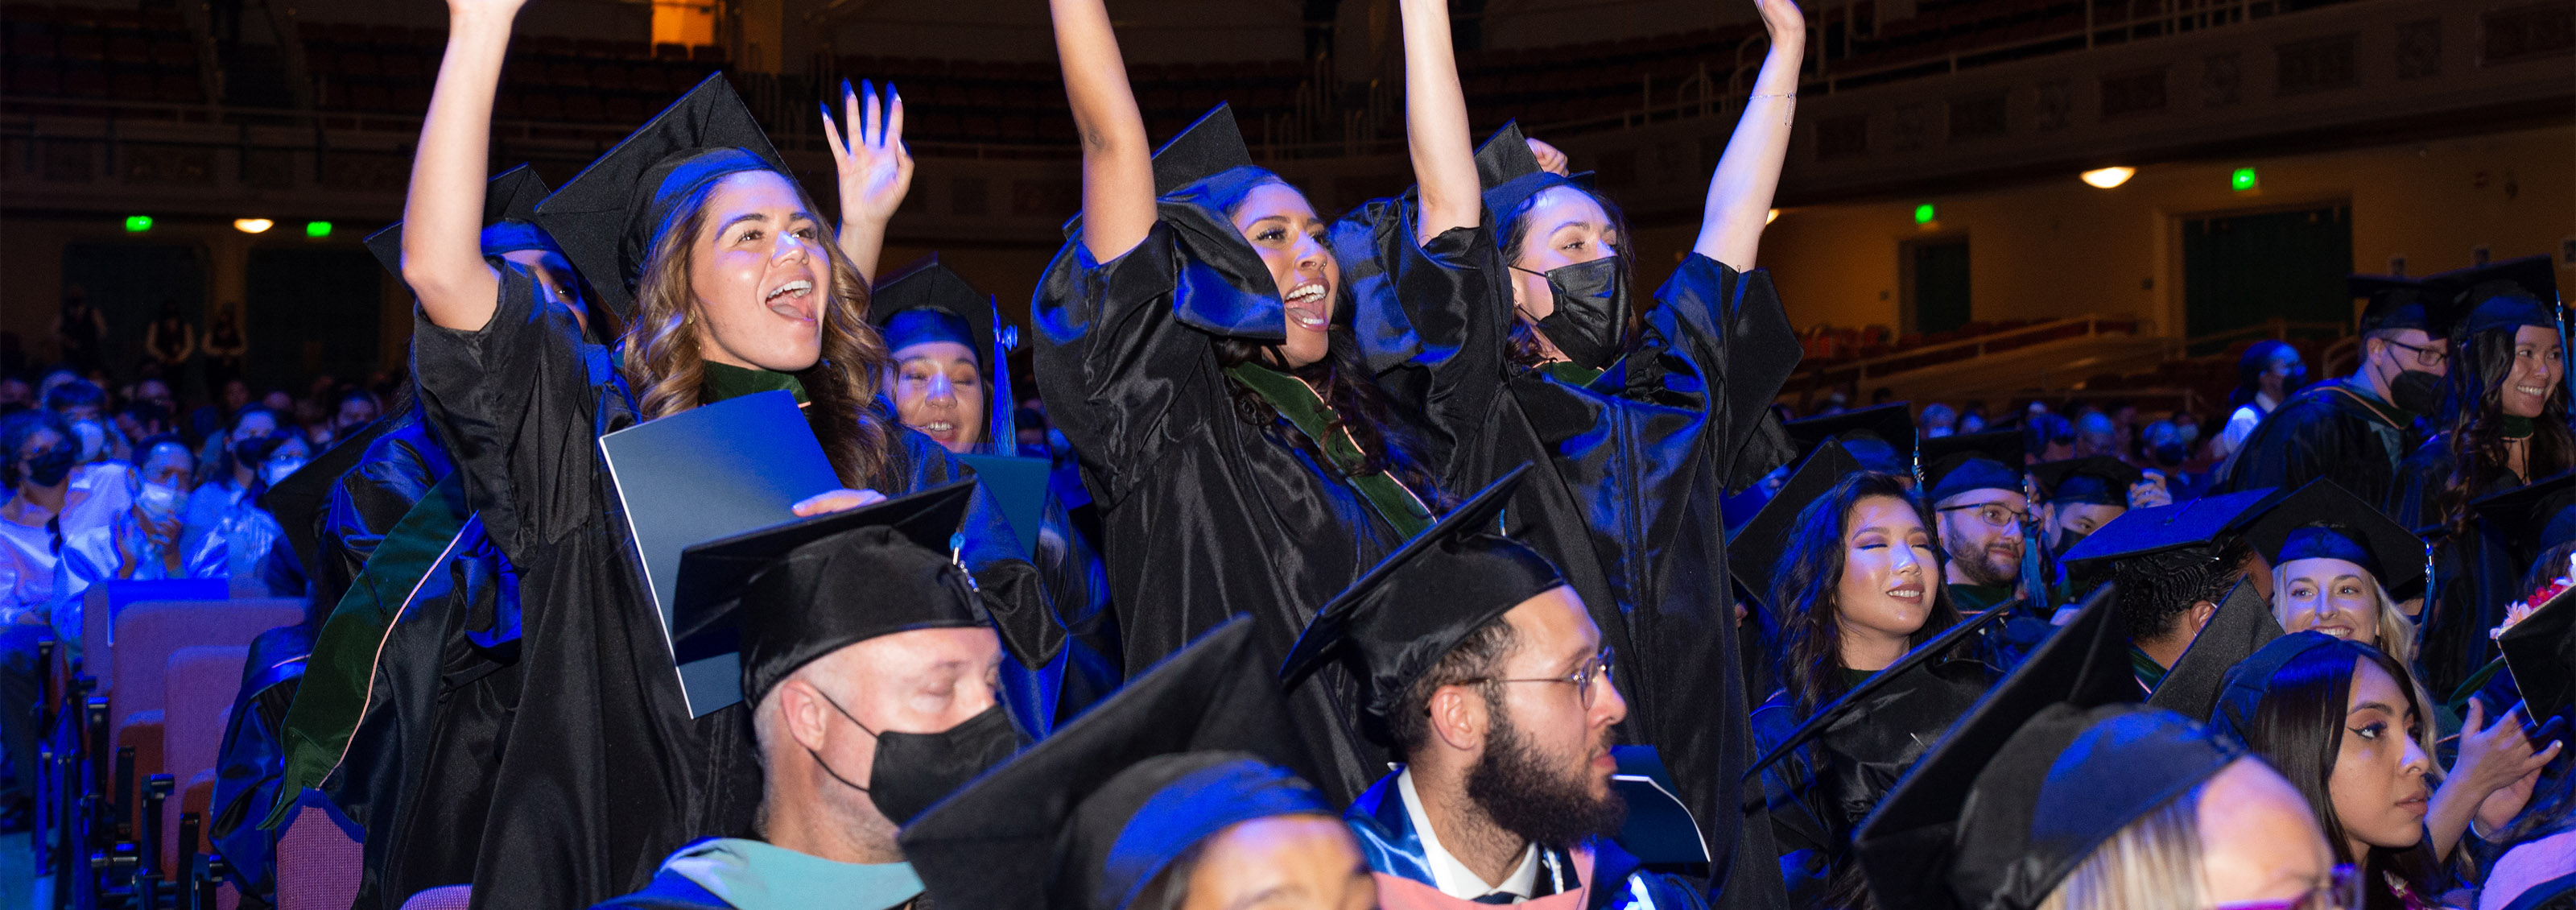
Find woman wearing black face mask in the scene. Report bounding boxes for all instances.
[1326,0,1808,890]
[0,408,138,639]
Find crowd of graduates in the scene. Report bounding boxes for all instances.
[6,0,2574,908]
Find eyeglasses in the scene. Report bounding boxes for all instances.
[1466,647,1616,709]
[2212,864,2360,910]
[2380,337,2448,368]
[1936,503,2030,529]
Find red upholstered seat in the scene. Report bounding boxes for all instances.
[105,599,302,798]
[276,802,364,910]
[399,885,473,910]
[162,645,249,876]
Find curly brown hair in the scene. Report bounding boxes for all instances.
[2433,322,2574,536]
[619,170,899,490]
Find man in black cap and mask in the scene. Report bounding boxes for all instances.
[594,482,1030,909]
[2219,274,2457,511]
[1282,468,1709,908]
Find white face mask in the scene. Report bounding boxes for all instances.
[261,457,308,487]
[72,420,108,461]
[138,482,188,522]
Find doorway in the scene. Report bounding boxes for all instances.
[1904,236,1971,336]
[2181,204,2353,337]
[60,242,208,385]
[243,247,383,394]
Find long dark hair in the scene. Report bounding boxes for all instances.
[2238,640,2442,909]
[2433,322,2575,536]
[1769,471,1961,716]
[1205,177,1442,505]
[2226,339,2298,415]
[1496,185,1641,371]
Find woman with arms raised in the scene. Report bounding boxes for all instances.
[1037,0,1444,805]
[393,2,1055,905]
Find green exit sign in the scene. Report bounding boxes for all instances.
[2231,168,2259,192]
[1913,203,1937,224]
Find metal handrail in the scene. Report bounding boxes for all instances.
[1798,314,2141,383]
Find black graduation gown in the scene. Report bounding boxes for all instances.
[412,267,1056,910]
[2389,436,2525,697]
[2216,378,2420,511]
[1031,215,1411,808]
[1336,198,1798,904]
[1747,651,1992,909]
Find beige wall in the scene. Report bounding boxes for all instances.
[1736,124,2574,336]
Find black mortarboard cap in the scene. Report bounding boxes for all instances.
[2026,457,2141,507]
[364,164,554,287]
[2204,631,2351,745]
[1787,403,1918,477]
[2240,479,2426,598]
[902,618,1331,910]
[534,75,789,316]
[872,254,1019,448]
[1151,104,1257,196]
[2500,582,2575,730]
[255,415,399,578]
[2147,578,2285,722]
[1279,465,1567,734]
[2424,255,2559,337]
[1474,121,1595,225]
[669,479,987,705]
[2351,272,2467,337]
[1745,606,2011,778]
[1729,440,1867,614]
[1856,588,2244,910]
[1921,430,2025,507]
[2056,487,2277,597]
[2472,469,2576,553]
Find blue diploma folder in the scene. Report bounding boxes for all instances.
[599,391,840,716]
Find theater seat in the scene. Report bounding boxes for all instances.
[276,800,364,910]
[163,645,248,877]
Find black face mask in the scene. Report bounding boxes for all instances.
[807,693,1023,826]
[19,444,74,488]
[2387,368,2446,416]
[232,436,277,470]
[1519,255,1631,371]
[2052,527,2090,556]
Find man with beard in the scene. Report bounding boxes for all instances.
[1282,469,1708,908]
[1921,431,2029,614]
[592,484,1034,909]
[2215,275,2458,512]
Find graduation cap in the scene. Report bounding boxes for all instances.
[2473,469,2576,554]
[1920,430,2024,507]
[2026,457,2140,507]
[2240,479,2427,599]
[2500,582,2575,730]
[1855,587,2246,910]
[2351,272,2469,338]
[2055,487,2278,599]
[1151,104,1257,196]
[1475,121,1596,225]
[364,163,555,290]
[1786,403,1918,477]
[1278,465,1566,735]
[2423,255,2559,337]
[534,74,790,316]
[2203,631,2353,746]
[1728,440,1867,615]
[667,479,989,706]
[871,254,1020,451]
[2147,578,2285,722]
[901,618,1331,910]
[255,414,400,578]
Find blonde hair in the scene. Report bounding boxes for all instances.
[2034,784,2210,910]
[619,169,898,489]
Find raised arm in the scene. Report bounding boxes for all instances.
[1051,0,1155,263]
[824,79,914,283]
[1692,0,1805,271]
[401,0,522,331]
[1401,0,1480,242]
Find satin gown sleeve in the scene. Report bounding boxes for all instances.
[1030,221,1226,512]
